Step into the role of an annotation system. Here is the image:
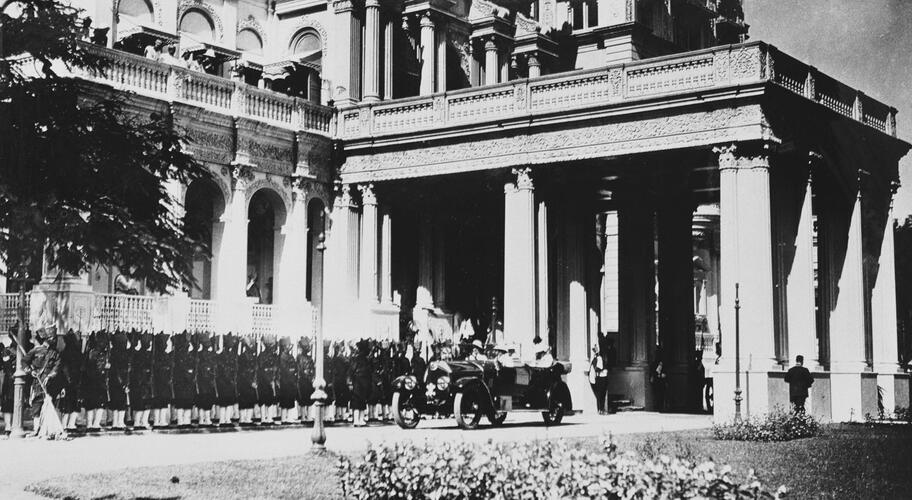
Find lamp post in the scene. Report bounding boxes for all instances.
[734,282,742,423]
[310,232,327,451]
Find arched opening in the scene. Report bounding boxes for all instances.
[236,28,263,55]
[118,0,154,25]
[179,9,215,43]
[184,178,225,300]
[271,29,322,102]
[247,189,287,305]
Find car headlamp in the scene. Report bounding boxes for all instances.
[436,375,451,391]
[404,375,417,390]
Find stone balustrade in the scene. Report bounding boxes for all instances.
[0,293,30,333]
[340,41,898,140]
[75,43,334,136]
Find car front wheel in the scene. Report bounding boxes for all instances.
[454,392,484,430]
[392,391,420,429]
[542,399,565,425]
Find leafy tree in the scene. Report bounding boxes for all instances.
[1,0,208,294]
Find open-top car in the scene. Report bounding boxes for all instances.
[391,359,575,430]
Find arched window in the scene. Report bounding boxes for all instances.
[237,28,263,55]
[291,30,321,64]
[118,0,154,24]
[179,9,215,42]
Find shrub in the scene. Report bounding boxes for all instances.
[713,408,820,442]
[894,407,912,423]
[338,437,788,499]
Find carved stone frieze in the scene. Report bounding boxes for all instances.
[186,128,234,164]
[296,132,333,178]
[730,45,762,81]
[237,137,294,176]
[340,105,765,183]
[229,162,256,191]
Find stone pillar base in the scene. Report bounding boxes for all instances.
[830,371,863,422]
[30,282,94,333]
[568,357,594,414]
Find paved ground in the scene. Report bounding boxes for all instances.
[1,411,711,499]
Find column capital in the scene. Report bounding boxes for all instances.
[228,161,256,191]
[484,37,498,52]
[358,183,377,206]
[334,183,356,209]
[333,0,356,13]
[714,143,770,171]
[365,0,380,7]
[511,167,533,191]
[420,11,435,29]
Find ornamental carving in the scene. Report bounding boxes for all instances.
[238,15,268,47]
[289,18,329,64]
[186,129,233,164]
[358,183,377,205]
[713,143,769,170]
[238,137,294,176]
[513,84,526,110]
[340,105,764,183]
[515,13,540,36]
[177,0,225,41]
[114,0,163,26]
[607,67,624,98]
[512,167,533,190]
[229,162,256,190]
[245,178,292,215]
[730,46,761,81]
[625,0,634,22]
[713,51,729,84]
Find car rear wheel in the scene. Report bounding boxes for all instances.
[542,399,565,425]
[392,391,420,429]
[454,392,484,430]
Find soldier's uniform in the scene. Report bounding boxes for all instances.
[129,332,154,428]
[0,344,15,417]
[23,330,63,421]
[107,331,131,428]
[236,335,258,424]
[216,333,239,425]
[331,342,350,420]
[151,333,173,426]
[277,337,298,422]
[295,338,315,413]
[171,332,196,425]
[349,340,372,426]
[57,331,83,430]
[194,332,217,426]
[257,335,279,423]
[82,331,110,430]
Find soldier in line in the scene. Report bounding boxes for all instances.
[129,331,154,430]
[107,331,130,430]
[277,337,299,423]
[0,339,15,428]
[83,331,110,431]
[332,342,351,423]
[195,332,218,426]
[295,337,315,422]
[23,326,64,436]
[236,335,258,425]
[171,332,196,427]
[151,332,172,427]
[58,330,83,431]
[216,333,239,426]
[349,339,372,427]
[257,334,280,424]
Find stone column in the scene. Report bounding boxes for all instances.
[433,222,447,309]
[324,184,360,340]
[617,182,656,408]
[484,38,499,86]
[276,183,311,338]
[332,0,361,104]
[383,15,395,99]
[560,203,593,413]
[528,53,541,78]
[358,184,379,303]
[656,177,695,411]
[436,26,447,93]
[416,214,434,309]
[380,206,393,303]
[714,145,777,422]
[872,186,900,414]
[419,13,436,95]
[214,166,253,334]
[537,199,549,344]
[363,0,381,101]
[785,159,819,369]
[827,175,868,421]
[503,168,537,359]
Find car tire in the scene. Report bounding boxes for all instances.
[542,399,565,426]
[454,392,483,430]
[392,391,420,429]
[488,411,507,426]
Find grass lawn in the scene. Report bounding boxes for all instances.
[26,424,912,499]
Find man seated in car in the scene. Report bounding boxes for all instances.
[467,340,488,361]
[533,342,555,368]
[495,344,520,367]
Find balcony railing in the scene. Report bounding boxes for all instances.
[72,43,334,136]
[0,293,30,333]
[93,293,155,332]
[339,41,897,141]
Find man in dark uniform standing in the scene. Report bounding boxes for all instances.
[23,326,63,433]
[784,355,814,414]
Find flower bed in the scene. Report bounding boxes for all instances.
[338,437,787,499]
[713,408,820,442]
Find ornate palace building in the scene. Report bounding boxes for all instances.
[2,0,909,422]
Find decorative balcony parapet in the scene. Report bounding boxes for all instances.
[71,43,334,136]
[339,41,898,141]
[0,293,31,333]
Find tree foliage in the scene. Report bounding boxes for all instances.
[0,0,208,293]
